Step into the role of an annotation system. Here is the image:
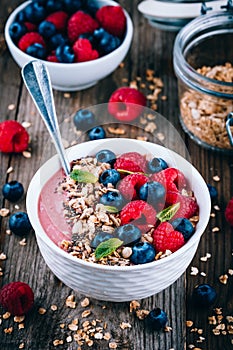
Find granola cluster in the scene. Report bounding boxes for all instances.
[179,62,233,149]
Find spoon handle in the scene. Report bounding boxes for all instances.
[21,60,70,175]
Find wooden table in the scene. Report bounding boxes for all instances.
[1,1,233,349]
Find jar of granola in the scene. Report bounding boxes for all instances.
[173,7,233,152]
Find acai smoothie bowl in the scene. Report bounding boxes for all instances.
[27,138,211,301]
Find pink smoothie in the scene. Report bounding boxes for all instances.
[38,168,72,244]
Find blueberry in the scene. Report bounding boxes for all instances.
[26,43,47,59]
[63,0,82,14]
[49,33,68,50]
[139,181,166,208]
[99,169,121,187]
[207,184,218,201]
[100,191,124,210]
[93,28,121,55]
[38,21,56,39]
[56,44,75,63]
[96,150,116,166]
[9,22,27,43]
[171,217,195,241]
[79,33,95,46]
[83,0,99,16]
[147,157,168,173]
[2,181,24,202]
[130,242,156,264]
[192,284,217,307]
[73,109,95,131]
[15,10,27,23]
[46,0,63,13]
[146,308,168,330]
[24,2,47,23]
[9,212,32,236]
[88,126,106,140]
[90,231,113,249]
[115,224,141,246]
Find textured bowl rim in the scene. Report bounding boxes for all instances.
[26,138,211,271]
[4,0,133,68]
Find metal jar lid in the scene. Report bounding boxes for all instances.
[138,0,232,31]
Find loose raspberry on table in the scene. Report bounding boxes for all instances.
[114,151,147,173]
[0,120,29,153]
[18,32,45,52]
[0,281,34,316]
[153,222,185,253]
[46,11,68,31]
[150,167,187,193]
[67,10,99,43]
[225,197,233,226]
[118,173,148,201]
[96,5,126,38]
[166,191,198,219]
[108,87,147,122]
[120,200,157,233]
[73,38,99,63]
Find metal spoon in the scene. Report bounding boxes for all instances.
[21,60,70,175]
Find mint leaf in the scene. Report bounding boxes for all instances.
[156,203,180,222]
[103,205,119,213]
[70,169,98,183]
[95,238,123,260]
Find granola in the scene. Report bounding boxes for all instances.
[40,152,200,266]
[179,62,233,149]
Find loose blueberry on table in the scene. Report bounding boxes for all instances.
[9,211,32,236]
[88,126,106,140]
[192,283,217,307]
[73,109,95,130]
[146,307,168,330]
[2,180,24,202]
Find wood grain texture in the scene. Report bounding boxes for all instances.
[0,1,233,349]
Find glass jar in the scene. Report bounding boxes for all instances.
[138,0,227,31]
[173,10,233,152]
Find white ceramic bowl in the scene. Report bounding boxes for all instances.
[4,0,133,91]
[26,138,211,302]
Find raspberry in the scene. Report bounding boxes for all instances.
[96,5,126,37]
[114,151,147,173]
[18,32,45,52]
[108,87,147,122]
[73,38,99,62]
[225,197,233,226]
[152,222,185,253]
[0,282,34,316]
[120,200,157,232]
[67,11,99,42]
[118,173,148,200]
[24,22,37,32]
[46,11,68,31]
[166,191,198,219]
[0,120,29,153]
[47,54,59,62]
[150,167,187,192]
